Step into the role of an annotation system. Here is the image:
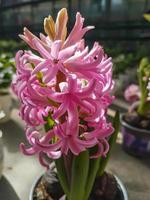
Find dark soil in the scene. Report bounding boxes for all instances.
[90,173,119,200]
[33,171,124,200]
[124,111,150,130]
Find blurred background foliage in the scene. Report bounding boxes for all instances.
[0,52,15,90]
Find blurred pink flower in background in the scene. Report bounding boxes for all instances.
[124,84,140,102]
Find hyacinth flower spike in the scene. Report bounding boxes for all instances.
[12,8,119,200]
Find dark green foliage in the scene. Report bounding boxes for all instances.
[0,40,27,54]
[104,42,150,77]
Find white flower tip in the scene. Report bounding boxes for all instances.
[88,26,95,30]
[23,27,28,32]
[18,34,23,38]
[39,33,45,38]
[76,12,81,17]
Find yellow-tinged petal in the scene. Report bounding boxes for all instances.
[44,16,56,40]
[55,8,68,41]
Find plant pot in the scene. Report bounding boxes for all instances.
[0,93,12,123]
[29,171,128,200]
[120,114,150,157]
[0,137,4,179]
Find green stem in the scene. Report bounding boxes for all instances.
[70,151,89,200]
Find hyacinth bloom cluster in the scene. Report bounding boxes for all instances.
[12,8,114,168]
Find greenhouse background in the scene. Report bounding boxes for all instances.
[0,0,150,41]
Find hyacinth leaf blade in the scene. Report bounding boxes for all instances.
[55,157,70,199]
[83,156,101,200]
[70,150,89,200]
[97,111,120,177]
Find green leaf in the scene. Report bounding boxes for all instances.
[70,151,89,200]
[83,156,101,200]
[97,111,120,177]
[55,157,70,199]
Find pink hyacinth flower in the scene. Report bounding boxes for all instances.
[124,84,140,102]
[12,9,115,168]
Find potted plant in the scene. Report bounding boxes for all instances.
[121,57,150,157]
[0,53,15,123]
[12,8,128,200]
